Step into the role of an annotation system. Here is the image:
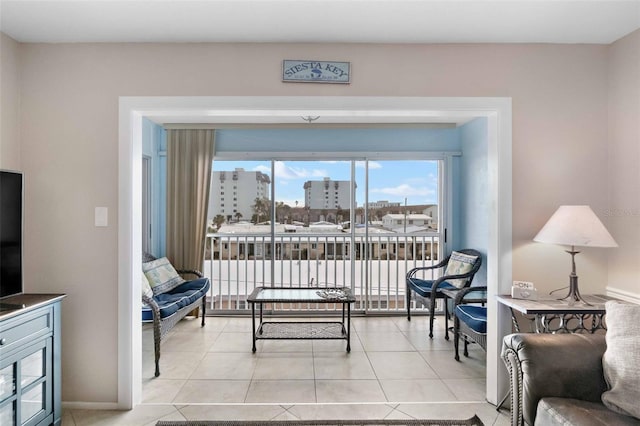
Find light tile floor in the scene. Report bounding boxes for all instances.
[62,315,510,425]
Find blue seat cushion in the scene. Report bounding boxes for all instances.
[142,278,210,321]
[455,305,487,334]
[407,278,457,298]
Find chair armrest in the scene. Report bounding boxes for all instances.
[177,269,204,279]
[428,274,481,304]
[454,286,487,305]
[406,258,449,278]
[501,333,607,426]
[142,294,162,345]
[142,295,161,320]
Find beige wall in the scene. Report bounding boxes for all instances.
[0,33,21,169]
[607,30,640,298]
[3,37,636,403]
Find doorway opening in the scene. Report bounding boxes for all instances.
[119,96,513,409]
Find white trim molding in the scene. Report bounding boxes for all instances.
[62,401,120,410]
[607,286,640,304]
[119,96,513,409]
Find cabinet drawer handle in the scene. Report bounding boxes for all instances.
[0,338,6,345]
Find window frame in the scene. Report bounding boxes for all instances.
[209,153,453,275]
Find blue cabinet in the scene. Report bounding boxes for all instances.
[0,295,64,426]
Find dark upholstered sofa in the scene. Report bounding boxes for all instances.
[501,333,640,426]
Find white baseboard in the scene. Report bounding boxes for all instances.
[606,286,640,304]
[62,401,120,410]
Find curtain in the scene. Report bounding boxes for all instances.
[166,129,215,272]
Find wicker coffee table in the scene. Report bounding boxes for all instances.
[247,287,356,352]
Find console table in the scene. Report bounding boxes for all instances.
[496,294,613,334]
[0,294,65,426]
[247,287,355,352]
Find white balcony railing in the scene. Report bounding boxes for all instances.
[202,232,441,313]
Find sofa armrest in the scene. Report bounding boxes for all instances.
[142,294,160,320]
[177,269,203,279]
[501,333,608,426]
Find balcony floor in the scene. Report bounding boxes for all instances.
[62,316,509,425]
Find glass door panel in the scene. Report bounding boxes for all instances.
[204,156,445,314]
[20,339,51,426]
[365,160,442,311]
[0,400,14,426]
[20,350,44,388]
[0,364,15,402]
[273,160,352,291]
[20,383,44,423]
[208,160,271,310]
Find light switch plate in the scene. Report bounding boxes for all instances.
[95,207,108,227]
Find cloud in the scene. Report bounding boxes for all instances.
[277,162,327,180]
[372,183,435,198]
[254,165,270,173]
[355,161,382,169]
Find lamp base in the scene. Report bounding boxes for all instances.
[557,274,591,306]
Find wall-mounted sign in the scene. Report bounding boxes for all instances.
[282,60,350,84]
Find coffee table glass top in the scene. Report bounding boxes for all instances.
[247,287,355,303]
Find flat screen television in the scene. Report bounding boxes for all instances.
[0,170,23,299]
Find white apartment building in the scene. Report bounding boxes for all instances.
[209,168,271,222]
[423,205,438,224]
[303,177,352,209]
[382,213,434,231]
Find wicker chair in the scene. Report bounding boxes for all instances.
[142,253,210,377]
[406,249,482,339]
[453,286,487,361]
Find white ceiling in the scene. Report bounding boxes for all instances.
[1,0,639,44]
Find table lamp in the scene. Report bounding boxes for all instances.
[533,205,618,305]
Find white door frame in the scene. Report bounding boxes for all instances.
[118,96,512,408]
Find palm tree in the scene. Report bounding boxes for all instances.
[356,207,364,224]
[234,212,243,222]
[213,214,225,230]
[252,197,270,223]
[276,201,292,223]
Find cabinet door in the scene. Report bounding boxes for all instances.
[0,338,52,426]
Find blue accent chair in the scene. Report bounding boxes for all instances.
[454,286,488,361]
[406,249,482,339]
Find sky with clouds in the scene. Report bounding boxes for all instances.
[214,160,438,207]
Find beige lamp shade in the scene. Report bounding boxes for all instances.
[534,205,618,248]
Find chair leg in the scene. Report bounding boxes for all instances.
[429,310,435,339]
[201,297,206,327]
[454,316,460,361]
[444,299,450,341]
[153,321,161,377]
[154,355,160,377]
[406,285,412,321]
[464,337,469,357]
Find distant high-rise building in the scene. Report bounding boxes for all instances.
[209,168,271,222]
[304,177,352,209]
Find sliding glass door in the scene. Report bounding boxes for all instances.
[204,156,446,313]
